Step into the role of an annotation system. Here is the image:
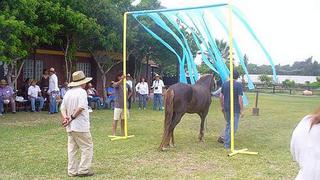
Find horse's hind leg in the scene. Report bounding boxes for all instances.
[160,112,176,151]
[169,112,184,148]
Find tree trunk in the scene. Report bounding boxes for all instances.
[91,51,122,99]
[14,60,25,89]
[68,58,72,82]
[6,63,13,87]
[146,53,150,82]
[102,73,107,98]
[63,36,70,82]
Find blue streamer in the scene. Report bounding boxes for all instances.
[146,13,196,84]
[197,12,230,81]
[174,13,218,73]
[210,9,255,89]
[131,5,279,106]
[230,6,278,82]
[133,14,188,83]
[161,12,200,81]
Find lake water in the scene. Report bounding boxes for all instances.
[244,75,318,84]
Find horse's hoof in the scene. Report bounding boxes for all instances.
[161,147,169,151]
[169,144,175,148]
[199,139,205,143]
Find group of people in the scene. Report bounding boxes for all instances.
[135,74,165,110]
[0,67,60,115]
[59,70,168,177]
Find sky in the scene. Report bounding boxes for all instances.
[137,0,320,65]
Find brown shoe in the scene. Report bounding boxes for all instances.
[77,172,94,177]
[217,136,224,144]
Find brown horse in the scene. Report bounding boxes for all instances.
[159,74,215,150]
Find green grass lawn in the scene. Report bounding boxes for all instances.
[1,93,319,179]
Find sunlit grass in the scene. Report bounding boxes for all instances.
[1,93,319,179]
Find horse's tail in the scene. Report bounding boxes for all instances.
[159,88,174,150]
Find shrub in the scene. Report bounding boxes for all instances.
[282,79,295,89]
[259,74,272,86]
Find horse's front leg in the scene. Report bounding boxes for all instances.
[198,112,207,142]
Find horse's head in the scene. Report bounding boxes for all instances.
[196,74,215,91]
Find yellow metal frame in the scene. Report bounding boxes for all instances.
[109,4,259,154]
[227,2,257,156]
[108,12,134,141]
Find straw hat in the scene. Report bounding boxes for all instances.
[68,71,92,87]
[0,79,8,85]
[155,73,161,78]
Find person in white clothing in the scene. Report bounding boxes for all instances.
[60,71,94,177]
[48,67,59,114]
[291,107,320,180]
[60,82,69,99]
[28,80,44,112]
[135,77,149,110]
[126,74,133,110]
[151,74,165,111]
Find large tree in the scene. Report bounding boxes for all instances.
[0,0,62,86]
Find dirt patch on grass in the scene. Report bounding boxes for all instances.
[133,151,216,176]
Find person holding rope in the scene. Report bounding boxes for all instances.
[60,71,94,177]
[220,70,244,149]
[111,72,132,136]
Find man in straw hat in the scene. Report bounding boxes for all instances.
[0,79,16,115]
[48,67,59,114]
[151,73,165,111]
[60,71,94,177]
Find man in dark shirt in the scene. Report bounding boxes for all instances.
[220,70,244,149]
[111,73,132,136]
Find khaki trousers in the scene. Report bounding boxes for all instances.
[67,131,93,175]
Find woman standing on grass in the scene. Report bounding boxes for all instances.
[291,107,320,180]
[135,77,149,110]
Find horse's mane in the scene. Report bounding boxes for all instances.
[195,74,213,87]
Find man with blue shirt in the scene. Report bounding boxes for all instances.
[220,70,244,149]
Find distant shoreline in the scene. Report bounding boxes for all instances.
[245,74,318,84]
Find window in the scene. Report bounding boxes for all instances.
[23,59,43,81]
[76,62,91,77]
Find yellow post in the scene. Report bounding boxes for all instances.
[109,12,134,141]
[228,2,235,152]
[227,2,257,156]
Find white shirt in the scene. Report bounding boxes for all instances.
[28,85,41,98]
[48,73,59,93]
[135,82,149,95]
[60,87,90,133]
[87,88,96,96]
[126,80,133,89]
[291,115,320,180]
[152,79,165,94]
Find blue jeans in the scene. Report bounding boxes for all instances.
[49,92,58,113]
[104,97,114,109]
[88,96,102,109]
[0,96,3,114]
[224,111,240,148]
[30,97,45,111]
[138,94,147,109]
[153,93,163,110]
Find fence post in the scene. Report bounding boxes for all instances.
[272,85,275,94]
[252,91,259,116]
